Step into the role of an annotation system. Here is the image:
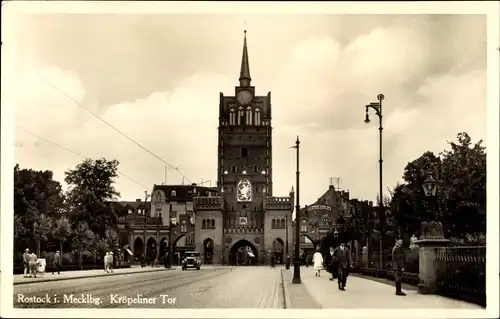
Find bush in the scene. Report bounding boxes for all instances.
[62,252,76,265]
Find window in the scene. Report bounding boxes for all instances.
[232,165,237,173]
[272,219,276,229]
[241,147,248,157]
[229,108,236,126]
[202,219,206,229]
[255,108,261,126]
[155,193,161,201]
[301,225,308,232]
[238,106,244,125]
[323,217,328,224]
[281,219,285,229]
[252,165,257,172]
[211,219,215,228]
[181,224,187,233]
[246,107,253,125]
[128,209,132,214]
[171,190,176,197]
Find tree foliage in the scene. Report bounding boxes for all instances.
[65,158,120,237]
[389,132,486,240]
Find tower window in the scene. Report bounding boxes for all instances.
[232,165,237,173]
[238,106,244,125]
[246,107,253,125]
[252,165,257,172]
[241,147,248,157]
[255,108,261,126]
[229,108,236,126]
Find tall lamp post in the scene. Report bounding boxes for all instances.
[143,191,151,266]
[285,213,290,270]
[291,136,302,284]
[364,93,385,269]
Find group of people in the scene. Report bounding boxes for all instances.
[104,252,115,273]
[312,242,352,291]
[22,248,62,278]
[311,238,408,296]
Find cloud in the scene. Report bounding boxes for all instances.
[12,14,487,206]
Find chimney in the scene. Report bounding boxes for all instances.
[136,199,141,203]
[329,185,334,190]
[345,192,349,200]
[368,201,373,207]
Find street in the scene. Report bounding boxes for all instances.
[13,266,285,308]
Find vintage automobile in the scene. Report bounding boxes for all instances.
[182,251,201,270]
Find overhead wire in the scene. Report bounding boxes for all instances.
[39,75,192,184]
[17,127,150,190]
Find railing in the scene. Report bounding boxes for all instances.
[435,246,486,306]
[355,251,420,286]
[194,196,224,210]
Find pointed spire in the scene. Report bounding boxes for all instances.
[239,30,251,87]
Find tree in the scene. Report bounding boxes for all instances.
[32,213,52,257]
[104,228,120,251]
[439,132,486,237]
[14,165,65,253]
[65,158,120,237]
[52,216,73,265]
[72,222,95,270]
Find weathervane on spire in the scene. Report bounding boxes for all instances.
[244,20,247,34]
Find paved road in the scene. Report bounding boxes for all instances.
[13,266,285,309]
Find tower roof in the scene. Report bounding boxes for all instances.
[239,30,251,87]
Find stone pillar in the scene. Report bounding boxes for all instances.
[415,221,449,295]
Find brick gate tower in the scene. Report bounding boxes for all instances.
[194,31,293,265]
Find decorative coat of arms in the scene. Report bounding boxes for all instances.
[237,178,252,202]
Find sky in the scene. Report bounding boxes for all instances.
[8,13,487,205]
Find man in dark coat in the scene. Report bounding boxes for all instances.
[324,246,337,281]
[333,242,352,291]
[52,250,61,275]
[392,238,406,296]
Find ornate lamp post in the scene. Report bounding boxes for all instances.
[291,136,302,284]
[364,93,385,269]
[143,191,151,266]
[422,170,439,221]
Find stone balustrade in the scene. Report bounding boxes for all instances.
[264,196,293,210]
[194,196,225,210]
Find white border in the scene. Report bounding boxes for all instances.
[1,1,499,318]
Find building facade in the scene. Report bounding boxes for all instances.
[294,184,374,259]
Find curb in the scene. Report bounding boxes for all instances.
[13,267,177,286]
[280,269,291,309]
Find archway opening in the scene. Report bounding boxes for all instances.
[146,237,157,262]
[300,234,316,264]
[272,238,285,265]
[203,238,214,264]
[159,237,168,259]
[229,240,258,266]
[173,235,186,265]
[133,237,144,260]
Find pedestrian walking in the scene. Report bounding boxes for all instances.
[22,248,30,278]
[285,254,291,270]
[109,252,114,273]
[52,250,61,275]
[104,252,110,273]
[333,242,352,291]
[270,253,275,268]
[312,246,324,277]
[324,246,337,281]
[28,251,38,278]
[392,238,407,296]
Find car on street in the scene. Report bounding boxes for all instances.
[182,251,201,270]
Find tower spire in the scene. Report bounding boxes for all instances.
[239,29,251,87]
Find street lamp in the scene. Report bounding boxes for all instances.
[291,136,302,284]
[364,93,385,270]
[285,212,290,270]
[143,190,151,266]
[422,170,439,222]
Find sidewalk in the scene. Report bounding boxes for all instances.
[13,265,177,285]
[282,268,482,309]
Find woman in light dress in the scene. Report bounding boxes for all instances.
[312,246,324,277]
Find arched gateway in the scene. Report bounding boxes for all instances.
[229,240,258,266]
